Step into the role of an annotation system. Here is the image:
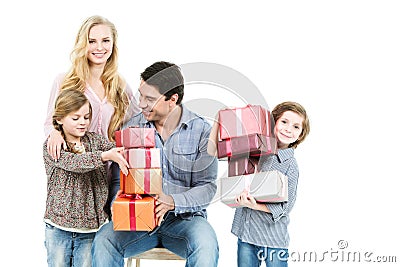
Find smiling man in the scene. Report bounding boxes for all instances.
[92,61,219,267]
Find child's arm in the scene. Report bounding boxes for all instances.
[207,113,219,157]
[101,147,128,175]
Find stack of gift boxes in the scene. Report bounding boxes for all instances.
[217,104,288,207]
[112,127,162,231]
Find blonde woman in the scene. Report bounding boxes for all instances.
[44,15,139,216]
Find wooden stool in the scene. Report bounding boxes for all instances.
[125,247,185,267]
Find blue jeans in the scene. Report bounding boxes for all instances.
[44,223,95,267]
[237,239,288,267]
[92,213,219,267]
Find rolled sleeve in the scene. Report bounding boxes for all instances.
[266,165,298,222]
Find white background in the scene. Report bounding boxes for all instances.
[1,1,399,266]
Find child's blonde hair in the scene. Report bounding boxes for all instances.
[52,89,92,153]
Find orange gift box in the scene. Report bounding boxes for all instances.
[112,195,158,231]
[120,169,162,194]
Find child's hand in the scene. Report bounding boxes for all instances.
[101,147,129,175]
[235,190,258,210]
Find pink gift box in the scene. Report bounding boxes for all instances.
[217,133,277,159]
[218,105,271,140]
[123,148,161,169]
[115,127,155,148]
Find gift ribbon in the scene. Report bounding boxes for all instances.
[224,139,232,157]
[139,128,145,147]
[143,169,151,194]
[127,194,142,231]
[235,108,243,137]
[232,158,251,176]
[145,148,151,168]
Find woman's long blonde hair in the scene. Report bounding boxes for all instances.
[60,15,129,141]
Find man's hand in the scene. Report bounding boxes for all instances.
[155,192,175,226]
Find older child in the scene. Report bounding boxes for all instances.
[208,101,310,267]
[43,89,129,267]
[233,101,309,267]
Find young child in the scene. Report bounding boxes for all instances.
[43,89,129,267]
[208,101,310,267]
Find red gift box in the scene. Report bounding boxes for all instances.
[217,133,276,159]
[123,148,161,169]
[112,195,158,231]
[120,169,162,195]
[218,105,270,140]
[115,127,155,148]
[228,156,259,176]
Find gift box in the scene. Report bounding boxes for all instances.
[228,156,259,176]
[115,127,155,148]
[220,170,288,208]
[120,169,162,194]
[217,133,277,159]
[112,195,158,231]
[124,148,161,169]
[218,105,270,140]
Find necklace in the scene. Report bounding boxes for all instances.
[74,143,86,154]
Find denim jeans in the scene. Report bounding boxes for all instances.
[237,239,288,267]
[92,213,219,267]
[44,223,95,267]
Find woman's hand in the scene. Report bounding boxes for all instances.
[47,129,66,161]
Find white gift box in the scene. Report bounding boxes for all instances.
[220,170,288,208]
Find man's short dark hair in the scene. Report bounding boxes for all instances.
[140,61,184,105]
